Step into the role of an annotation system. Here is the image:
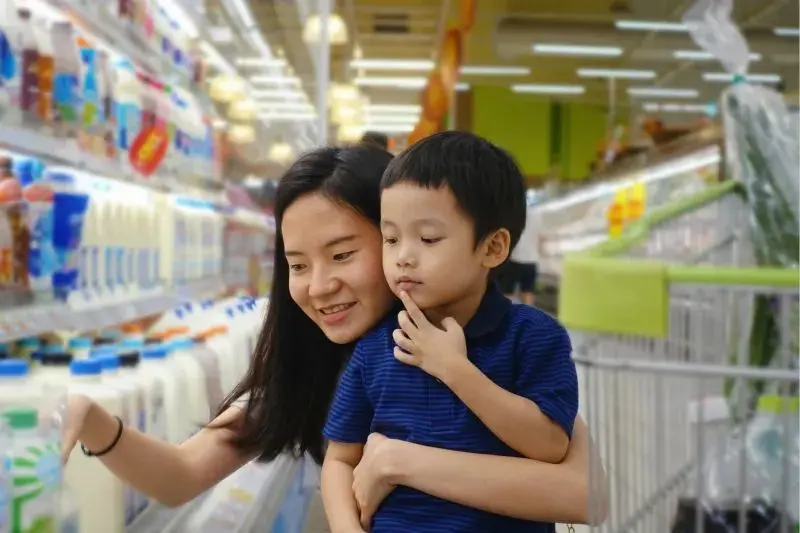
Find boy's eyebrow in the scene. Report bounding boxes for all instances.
[381,218,445,227]
[285,235,358,256]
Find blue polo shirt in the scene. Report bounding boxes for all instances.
[323,284,578,533]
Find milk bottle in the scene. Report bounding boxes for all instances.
[67,337,92,361]
[137,346,170,442]
[115,351,149,514]
[167,338,210,435]
[95,354,138,524]
[64,359,125,533]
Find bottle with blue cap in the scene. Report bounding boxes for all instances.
[15,338,40,360]
[166,337,210,441]
[67,337,93,361]
[64,358,126,533]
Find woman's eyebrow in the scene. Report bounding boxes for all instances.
[285,235,358,257]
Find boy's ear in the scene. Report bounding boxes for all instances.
[480,229,511,268]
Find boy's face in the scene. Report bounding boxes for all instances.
[380,182,508,313]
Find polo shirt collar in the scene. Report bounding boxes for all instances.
[462,282,511,339]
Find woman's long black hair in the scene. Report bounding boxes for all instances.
[216,145,393,465]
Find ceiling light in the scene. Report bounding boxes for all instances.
[355,76,427,89]
[615,20,687,32]
[268,142,295,165]
[251,89,308,100]
[365,104,421,114]
[361,124,415,134]
[250,75,301,85]
[533,44,623,57]
[511,84,585,95]
[643,102,714,113]
[303,13,349,45]
[702,72,781,83]
[578,68,656,79]
[237,57,288,67]
[329,83,362,104]
[228,124,256,144]
[627,87,699,98]
[774,27,800,37]
[460,66,530,76]
[259,112,317,121]
[350,59,434,71]
[673,50,761,61]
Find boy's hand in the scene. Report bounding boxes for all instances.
[393,290,468,382]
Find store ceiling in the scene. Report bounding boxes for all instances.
[328,0,798,108]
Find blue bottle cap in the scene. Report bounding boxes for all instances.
[69,359,102,376]
[0,360,29,377]
[97,355,121,372]
[142,345,169,359]
[68,337,93,349]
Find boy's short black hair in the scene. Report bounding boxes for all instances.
[380,131,527,249]
[360,131,390,150]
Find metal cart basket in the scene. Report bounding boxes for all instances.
[559,181,799,533]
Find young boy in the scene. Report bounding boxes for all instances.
[321,131,578,533]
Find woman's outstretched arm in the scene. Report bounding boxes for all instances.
[357,415,608,525]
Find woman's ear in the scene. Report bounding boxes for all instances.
[480,229,511,268]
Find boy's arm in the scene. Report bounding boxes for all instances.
[445,320,577,463]
[321,341,374,533]
[321,442,366,533]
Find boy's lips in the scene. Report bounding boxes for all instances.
[396,277,422,291]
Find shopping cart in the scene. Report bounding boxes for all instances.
[559,180,799,533]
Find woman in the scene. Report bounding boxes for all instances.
[63,145,607,528]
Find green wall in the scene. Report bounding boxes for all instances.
[471,85,551,176]
[469,86,610,181]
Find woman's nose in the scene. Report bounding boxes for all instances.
[308,267,339,298]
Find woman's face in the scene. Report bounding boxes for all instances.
[282,192,394,344]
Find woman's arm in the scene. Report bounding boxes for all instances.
[369,416,607,525]
[70,396,256,507]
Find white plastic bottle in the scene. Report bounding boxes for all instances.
[64,359,125,533]
[137,346,171,443]
[168,338,210,437]
[1,406,58,533]
[95,354,139,525]
[67,337,92,361]
[115,351,149,515]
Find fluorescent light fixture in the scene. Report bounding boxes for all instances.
[258,102,314,112]
[199,41,236,76]
[364,114,418,124]
[578,68,656,79]
[251,89,308,100]
[355,77,470,91]
[362,124,415,133]
[673,50,761,61]
[774,27,800,37]
[259,112,317,121]
[224,0,256,29]
[250,75,301,85]
[350,59,434,71]
[643,102,713,113]
[615,20,687,32]
[627,87,699,98]
[355,77,427,89]
[702,72,781,83]
[533,44,623,57]
[365,104,421,114]
[460,66,530,76]
[511,84,585,95]
[237,57,288,67]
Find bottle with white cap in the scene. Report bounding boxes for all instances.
[67,337,93,361]
[115,351,149,514]
[64,359,125,533]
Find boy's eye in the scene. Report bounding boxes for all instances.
[383,237,397,245]
[421,237,442,245]
[333,250,356,261]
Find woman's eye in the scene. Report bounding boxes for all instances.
[289,263,306,272]
[333,250,356,261]
[421,237,442,245]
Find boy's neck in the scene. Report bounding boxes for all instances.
[423,285,487,330]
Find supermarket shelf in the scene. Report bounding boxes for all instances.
[0,278,226,343]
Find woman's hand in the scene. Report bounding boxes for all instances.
[60,394,93,464]
[352,433,397,530]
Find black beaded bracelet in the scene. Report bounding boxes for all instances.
[80,416,124,458]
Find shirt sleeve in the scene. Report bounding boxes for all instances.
[515,317,578,439]
[323,342,373,444]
